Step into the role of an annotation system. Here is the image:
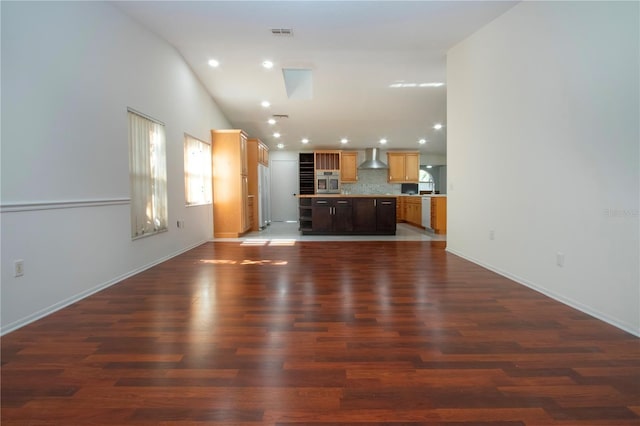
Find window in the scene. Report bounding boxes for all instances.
[128,109,168,239]
[419,169,435,192]
[184,134,212,206]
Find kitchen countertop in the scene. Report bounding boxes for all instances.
[298,194,398,198]
[298,194,446,198]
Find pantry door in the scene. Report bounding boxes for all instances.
[270,158,299,222]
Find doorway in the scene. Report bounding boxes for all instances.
[270,158,299,222]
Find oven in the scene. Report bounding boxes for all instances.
[316,170,341,194]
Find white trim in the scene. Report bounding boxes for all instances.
[0,198,130,213]
[445,247,640,338]
[127,107,164,126]
[0,239,208,336]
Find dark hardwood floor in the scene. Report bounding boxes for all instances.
[2,241,639,425]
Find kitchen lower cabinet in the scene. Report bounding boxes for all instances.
[311,198,353,233]
[352,198,396,234]
[403,196,422,228]
[303,196,396,235]
[430,196,447,234]
[376,198,397,233]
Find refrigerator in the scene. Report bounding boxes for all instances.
[258,164,271,229]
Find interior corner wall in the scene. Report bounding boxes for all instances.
[1,2,231,333]
[446,1,639,335]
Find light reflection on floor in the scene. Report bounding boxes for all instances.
[215,221,446,242]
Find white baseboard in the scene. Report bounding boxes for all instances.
[1,240,208,336]
[445,247,640,338]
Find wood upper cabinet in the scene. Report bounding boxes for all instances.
[314,150,341,171]
[257,141,269,166]
[387,152,419,183]
[246,138,268,231]
[211,129,251,238]
[340,151,358,182]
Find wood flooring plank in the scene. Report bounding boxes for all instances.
[1,241,638,425]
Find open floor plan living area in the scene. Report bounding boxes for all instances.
[1,1,638,424]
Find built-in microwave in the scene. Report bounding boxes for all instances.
[316,170,340,194]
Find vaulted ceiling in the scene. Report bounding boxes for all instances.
[113,1,517,154]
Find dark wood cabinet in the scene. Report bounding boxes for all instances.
[353,198,397,234]
[304,196,395,235]
[312,198,353,233]
[376,198,397,233]
[353,198,377,233]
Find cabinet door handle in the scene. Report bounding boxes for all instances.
[381,201,392,205]
[374,199,377,207]
[337,200,348,204]
[316,200,328,204]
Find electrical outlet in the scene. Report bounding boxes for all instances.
[14,260,24,277]
[556,252,565,267]
[489,230,495,240]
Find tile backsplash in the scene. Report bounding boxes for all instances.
[341,169,401,195]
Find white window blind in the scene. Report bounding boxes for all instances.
[128,109,168,239]
[184,134,212,206]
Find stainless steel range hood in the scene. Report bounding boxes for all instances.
[358,148,388,169]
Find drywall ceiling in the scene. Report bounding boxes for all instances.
[113,1,517,154]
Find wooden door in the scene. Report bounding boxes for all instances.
[405,153,419,182]
[376,198,396,233]
[387,153,405,182]
[352,198,376,232]
[341,152,358,182]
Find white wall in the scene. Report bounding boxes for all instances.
[1,2,231,333]
[447,1,639,335]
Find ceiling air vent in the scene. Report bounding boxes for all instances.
[271,28,293,37]
[272,114,289,119]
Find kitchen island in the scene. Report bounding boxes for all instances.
[298,195,396,235]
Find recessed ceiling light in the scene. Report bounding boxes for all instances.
[340,138,348,144]
[419,82,445,87]
[379,138,387,144]
[418,139,427,145]
[273,132,281,138]
[262,60,274,69]
[261,101,271,108]
[208,59,220,68]
[433,123,443,130]
[389,83,403,88]
[277,143,284,149]
[267,118,276,125]
[301,138,309,144]
[426,165,433,169]
[401,83,417,88]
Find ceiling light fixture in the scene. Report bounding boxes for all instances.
[267,118,276,125]
[301,138,309,144]
[379,138,387,144]
[427,165,433,169]
[262,60,274,69]
[208,59,220,68]
[433,123,443,130]
[390,82,444,88]
[277,143,284,149]
[340,138,348,144]
[261,101,271,108]
[273,132,281,138]
[418,139,427,145]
